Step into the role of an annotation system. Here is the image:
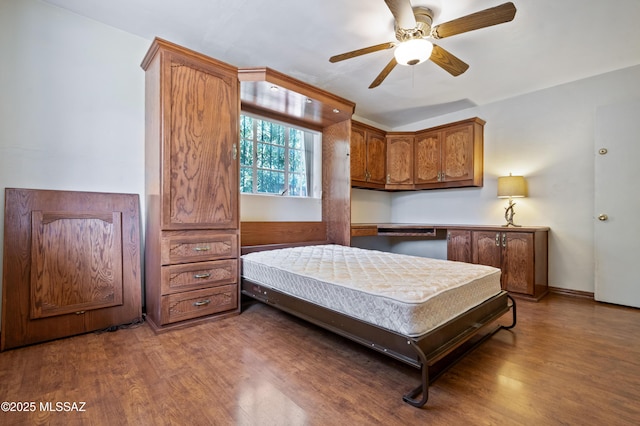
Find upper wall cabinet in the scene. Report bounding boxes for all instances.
[385,133,415,190]
[414,117,485,190]
[351,121,386,189]
[238,67,355,130]
[350,117,485,191]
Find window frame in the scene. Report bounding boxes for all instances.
[239,112,320,198]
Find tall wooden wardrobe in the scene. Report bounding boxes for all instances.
[141,38,241,332]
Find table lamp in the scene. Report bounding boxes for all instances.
[497,173,527,227]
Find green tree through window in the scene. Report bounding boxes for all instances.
[240,114,319,197]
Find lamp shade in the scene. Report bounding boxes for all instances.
[497,174,527,198]
[394,39,433,66]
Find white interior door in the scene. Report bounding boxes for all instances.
[594,99,640,308]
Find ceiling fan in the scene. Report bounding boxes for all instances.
[329,0,517,88]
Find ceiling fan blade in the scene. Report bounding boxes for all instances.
[369,57,398,89]
[384,0,417,29]
[431,2,517,39]
[429,44,469,76]
[329,42,395,63]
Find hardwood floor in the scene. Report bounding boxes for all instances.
[1,294,639,425]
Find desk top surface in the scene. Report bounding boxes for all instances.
[351,223,550,232]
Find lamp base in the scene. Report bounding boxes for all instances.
[503,199,521,227]
[502,223,522,228]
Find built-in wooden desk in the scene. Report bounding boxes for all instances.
[351,223,549,301]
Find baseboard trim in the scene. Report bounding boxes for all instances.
[549,286,594,300]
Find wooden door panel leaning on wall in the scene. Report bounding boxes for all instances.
[1,188,142,351]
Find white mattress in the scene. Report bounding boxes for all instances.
[241,245,502,337]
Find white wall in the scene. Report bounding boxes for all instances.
[350,188,393,252]
[0,0,150,323]
[351,188,392,223]
[357,65,640,294]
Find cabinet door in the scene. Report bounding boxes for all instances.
[350,124,367,184]
[163,52,238,229]
[414,130,441,185]
[441,123,474,183]
[472,231,502,269]
[367,130,387,185]
[473,231,504,289]
[386,135,414,187]
[502,232,535,294]
[447,230,472,263]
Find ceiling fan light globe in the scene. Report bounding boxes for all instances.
[394,38,433,66]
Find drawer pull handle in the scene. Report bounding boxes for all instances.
[193,273,211,279]
[193,246,210,252]
[193,299,211,307]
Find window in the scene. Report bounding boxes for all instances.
[240,113,321,197]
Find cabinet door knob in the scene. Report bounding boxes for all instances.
[598,214,608,221]
[495,233,500,246]
[502,233,507,247]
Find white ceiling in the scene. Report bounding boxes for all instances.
[43,0,640,128]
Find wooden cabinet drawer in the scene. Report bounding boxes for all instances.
[351,225,378,237]
[160,285,238,325]
[161,231,238,265]
[161,259,238,295]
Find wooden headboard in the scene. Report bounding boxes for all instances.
[241,221,326,245]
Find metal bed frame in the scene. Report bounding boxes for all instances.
[241,278,516,407]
